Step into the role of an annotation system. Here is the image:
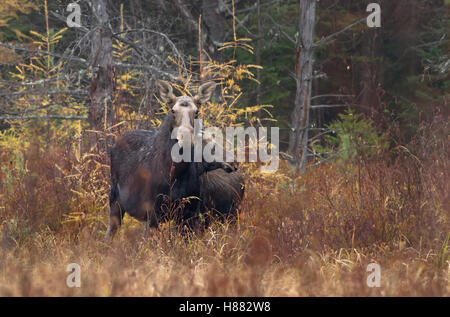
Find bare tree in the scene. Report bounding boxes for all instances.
[88,0,114,148]
[287,1,367,173]
[256,0,262,108]
[288,0,316,173]
[202,0,227,61]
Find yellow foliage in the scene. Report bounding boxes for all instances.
[0,0,37,28]
[0,0,36,62]
[0,2,84,159]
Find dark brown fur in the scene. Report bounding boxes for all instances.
[200,168,244,223]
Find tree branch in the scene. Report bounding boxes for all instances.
[113,28,186,72]
[0,102,87,116]
[0,115,87,120]
[0,89,87,98]
[310,104,350,109]
[236,0,279,14]
[112,62,176,80]
[265,13,296,45]
[314,17,366,47]
[223,3,254,36]
[0,42,87,64]
[311,94,355,100]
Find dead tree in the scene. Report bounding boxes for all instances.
[88,0,114,149]
[288,0,316,173]
[287,1,366,173]
[202,0,227,62]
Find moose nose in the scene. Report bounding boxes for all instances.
[176,126,194,148]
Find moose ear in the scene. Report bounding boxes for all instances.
[194,81,217,105]
[156,80,176,104]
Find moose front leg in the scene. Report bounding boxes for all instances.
[144,205,159,238]
[105,201,124,241]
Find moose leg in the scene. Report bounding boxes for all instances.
[144,206,159,238]
[105,201,124,241]
[144,219,159,238]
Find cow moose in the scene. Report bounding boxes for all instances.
[106,80,244,240]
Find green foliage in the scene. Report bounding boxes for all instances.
[0,0,37,29]
[435,233,449,270]
[314,110,389,162]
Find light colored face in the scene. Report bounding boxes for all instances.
[156,80,217,148]
[171,96,199,147]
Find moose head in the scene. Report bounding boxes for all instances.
[156,80,217,148]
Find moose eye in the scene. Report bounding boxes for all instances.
[171,109,175,114]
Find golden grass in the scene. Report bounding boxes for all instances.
[0,115,448,297]
[0,224,448,296]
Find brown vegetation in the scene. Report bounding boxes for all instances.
[0,0,448,297]
[0,112,448,296]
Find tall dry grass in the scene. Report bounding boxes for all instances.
[0,0,447,297]
[0,112,448,296]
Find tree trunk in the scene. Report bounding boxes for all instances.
[202,0,226,62]
[256,0,262,108]
[288,0,316,173]
[88,0,114,149]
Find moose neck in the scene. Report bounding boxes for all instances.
[155,113,191,177]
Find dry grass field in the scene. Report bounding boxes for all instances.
[0,118,448,296]
[0,0,448,299]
